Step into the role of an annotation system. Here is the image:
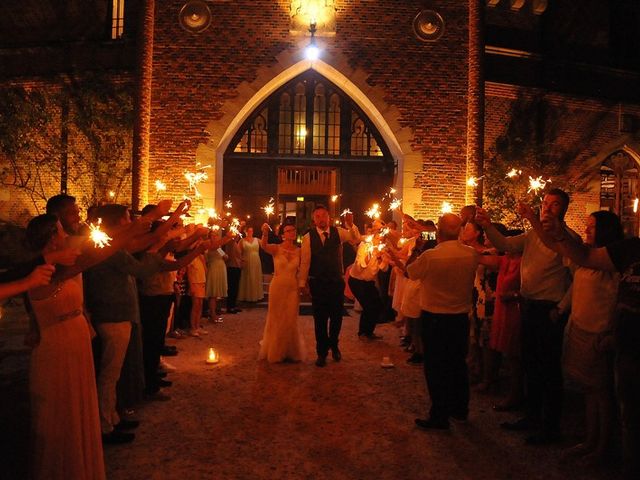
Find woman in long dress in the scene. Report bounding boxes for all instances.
[258,223,305,363]
[25,215,108,479]
[205,231,228,322]
[238,227,264,302]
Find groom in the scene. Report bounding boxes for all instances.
[299,205,360,367]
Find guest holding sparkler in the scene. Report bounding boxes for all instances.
[475,188,579,445]
[23,209,153,479]
[83,201,210,443]
[349,220,390,340]
[407,213,479,430]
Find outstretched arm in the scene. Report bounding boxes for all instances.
[0,265,55,300]
[259,223,278,256]
[475,207,524,253]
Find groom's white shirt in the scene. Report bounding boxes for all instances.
[299,224,360,288]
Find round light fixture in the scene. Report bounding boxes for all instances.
[179,0,212,34]
[413,10,445,42]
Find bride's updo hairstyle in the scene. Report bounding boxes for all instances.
[26,214,59,252]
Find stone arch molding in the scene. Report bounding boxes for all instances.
[195,48,418,212]
[578,134,640,191]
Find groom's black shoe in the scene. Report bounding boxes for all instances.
[315,356,327,367]
[331,348,342,362]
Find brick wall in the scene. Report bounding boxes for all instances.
[149,0,470,222]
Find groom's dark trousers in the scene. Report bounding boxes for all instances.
[310,277,345,357]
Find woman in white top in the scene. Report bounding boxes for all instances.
[238,227,264,302]
[560,211,623,465]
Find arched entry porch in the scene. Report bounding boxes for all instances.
[194,54,419,224]
[221,69,395,232]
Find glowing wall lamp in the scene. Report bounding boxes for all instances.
[305,20,320,60]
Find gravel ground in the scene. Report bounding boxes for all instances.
[0,301,622,480]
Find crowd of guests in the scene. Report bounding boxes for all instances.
[1,188,640,479]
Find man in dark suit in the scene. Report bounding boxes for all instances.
[299,205,360,367]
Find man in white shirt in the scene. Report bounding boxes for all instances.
[407,213,479,429]
[348,222,389,340]
[476,188,578,445]
[299,205,360,367]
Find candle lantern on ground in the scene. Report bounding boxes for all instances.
[206,347,220,364]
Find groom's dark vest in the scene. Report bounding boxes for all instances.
[309,227,343,282]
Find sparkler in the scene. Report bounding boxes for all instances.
[506,168,522,179]
[184,164,211,198]
[228,218,241,236]
[207,208,219,219]
[388,198,402,211]
[108,191,115,199]
[466,176,479,187]
[365,203,381,219]
[155,180,166,192]
[89,219,112,249]
[398,238,407,246]
[262,197,275,219]
[225,199,233,209]
[331,195,339,202]
[340,208,353,217]
[634,198,639,214]
[440,201,453,215]
[527,176,550,195]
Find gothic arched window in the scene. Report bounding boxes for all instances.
[599,150,639,237]
[228,71,392,163]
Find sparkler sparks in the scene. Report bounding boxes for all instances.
[527,176,550,195]
[225,200,233,209]
[155,180,167,192]
[184,164,210,198]
[466,177,478,187]
[89,219,112,249]
[331,195,339,202]
[365,203,381,219]
[228,218,241,236]
[440,201,453,215]
[506,168,522,179]
[207,208,219,219]
[340,208,353,217]
[262,197,275,219]
[388,198,402,211]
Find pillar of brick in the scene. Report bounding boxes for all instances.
[467,0,485,206]
[131,0,154,211]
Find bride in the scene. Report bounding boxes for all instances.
[258,222,305,363]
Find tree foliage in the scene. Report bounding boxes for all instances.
[0,74,133,218]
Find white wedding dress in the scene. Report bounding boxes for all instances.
[259,245,305,363]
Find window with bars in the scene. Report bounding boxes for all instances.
[234,108,268,153]
[111,0,125,39]
[229,71,390,160]
[599,151,640,237]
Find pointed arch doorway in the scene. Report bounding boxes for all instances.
[222,70,395,232]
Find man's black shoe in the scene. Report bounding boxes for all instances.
[415,418,449,430]
[331,348,342,362]
[501,417,537,431]
[157,379,173,388]
[160,347,178,357]
[315,356,327,367]
[157,371,167,378]
[102,430,135,444]
[114,419,140,431]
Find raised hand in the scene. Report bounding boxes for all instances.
[474,207,492,228]
[155,199,173,217]
[517,202,536,223]
[261,223,270,235]
[344,212,354,227]
[27,264,56,288]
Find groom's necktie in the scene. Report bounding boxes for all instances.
[322,231,329,244]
